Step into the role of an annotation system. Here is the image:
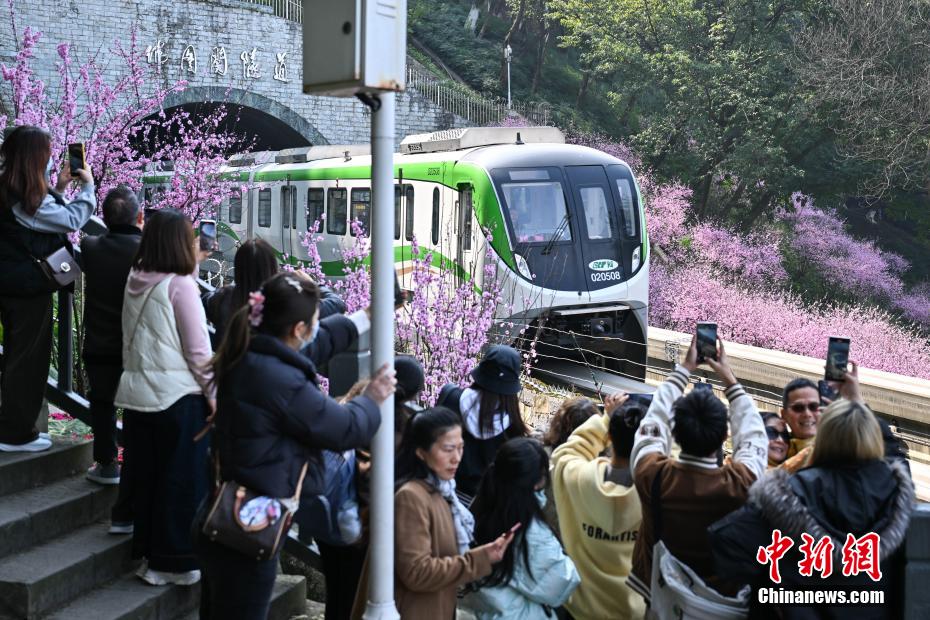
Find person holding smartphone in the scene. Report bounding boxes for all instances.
[462,437,579,619]
[628,333,767,607]
[0,127,95,452]
[352,407,516,620]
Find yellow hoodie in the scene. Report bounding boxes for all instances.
[551,413,646,620]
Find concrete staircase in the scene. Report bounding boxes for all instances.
[0,439,307,620]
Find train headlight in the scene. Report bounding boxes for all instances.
[631,246,641,272]
[514,253,533,280]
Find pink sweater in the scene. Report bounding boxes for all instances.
[125,269,215,399]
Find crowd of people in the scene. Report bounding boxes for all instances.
[0,125,919,620]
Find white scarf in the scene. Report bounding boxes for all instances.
[428,472,475,554]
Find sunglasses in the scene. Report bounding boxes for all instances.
[765,427,791,443]
[788,402,821,414]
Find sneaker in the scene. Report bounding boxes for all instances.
[86,462,120,485]
[138,565,201,586]
[0,436,53,452]
[108,521,133,535]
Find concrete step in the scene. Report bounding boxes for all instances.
[0,522,132,620]
[42,574,199,620]
[0,439,93,497]
[177,575,307,620]
[0,474,116,560]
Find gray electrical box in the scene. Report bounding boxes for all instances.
[302,0,407,97]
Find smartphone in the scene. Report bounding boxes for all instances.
[696,322,718,362]
[67,143,85,177]
[817,379,838,404]
[143,207,157,224]
[693,382,713,393]
[825,336,850,381]
[199,219,218,252]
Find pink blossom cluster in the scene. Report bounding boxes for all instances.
[0,18,244,223]
[394,235,505,404]
[649,263,930,379]
[689,223,788,283]
[301,225,505,404]
[780,193,910,299]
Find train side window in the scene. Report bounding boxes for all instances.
[431,187,440,245]
[229,194,242,224]
[257,189,272,228]
[307,188,324,232]
[394,186,402,240]
[350,188,371,236]
[614,178,637,238]
[327,188,347,235]
[405,185,415,241]
[459,187,473,251]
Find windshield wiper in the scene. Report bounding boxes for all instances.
[541,212,571,255]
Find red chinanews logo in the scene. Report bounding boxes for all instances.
[756,530,882,583]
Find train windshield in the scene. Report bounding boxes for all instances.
[497,168,572,244]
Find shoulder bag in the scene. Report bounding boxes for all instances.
[647,466,751,620]
[6,191,81,290]
[202,458,308,561]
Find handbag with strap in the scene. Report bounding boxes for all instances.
[202,457,308,561]
[647,465,750,620]
[4,190,80,291]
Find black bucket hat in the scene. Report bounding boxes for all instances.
[471,345,522,395]
[394,355,425,401]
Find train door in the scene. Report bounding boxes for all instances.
[281,182,297,258]
[454,184,475,282]
[564,166,625,293]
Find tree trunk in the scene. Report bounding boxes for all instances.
[576,70,591,108]
[618,91,639,127]
[530,25,550,94]
[478,0,505,39]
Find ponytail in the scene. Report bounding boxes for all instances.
[211,304,251,389]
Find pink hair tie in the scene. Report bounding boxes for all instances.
[248,291,265,327]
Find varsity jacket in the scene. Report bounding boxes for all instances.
[627,364,767,602]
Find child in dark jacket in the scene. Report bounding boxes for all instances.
[198,272,396,620]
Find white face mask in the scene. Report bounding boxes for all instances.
[534,488,547,509]
[299,321,319,348]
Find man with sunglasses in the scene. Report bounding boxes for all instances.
[779,378,820,459]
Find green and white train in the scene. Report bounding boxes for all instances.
[141,127,649,379]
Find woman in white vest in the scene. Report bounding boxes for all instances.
[115,209,214,587]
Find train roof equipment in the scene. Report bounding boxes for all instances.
[399,126,565,155]
[274,144,371,164]
[227,150,278,168]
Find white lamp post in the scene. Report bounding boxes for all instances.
[504,44,513,109]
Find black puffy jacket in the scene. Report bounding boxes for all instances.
[709,457,915,620]
[215,328,380,500]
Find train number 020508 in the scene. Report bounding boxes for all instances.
[590,271,622,282]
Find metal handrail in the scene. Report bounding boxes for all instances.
[236,0,302,23]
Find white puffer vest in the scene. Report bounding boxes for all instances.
[115,274,207,412]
